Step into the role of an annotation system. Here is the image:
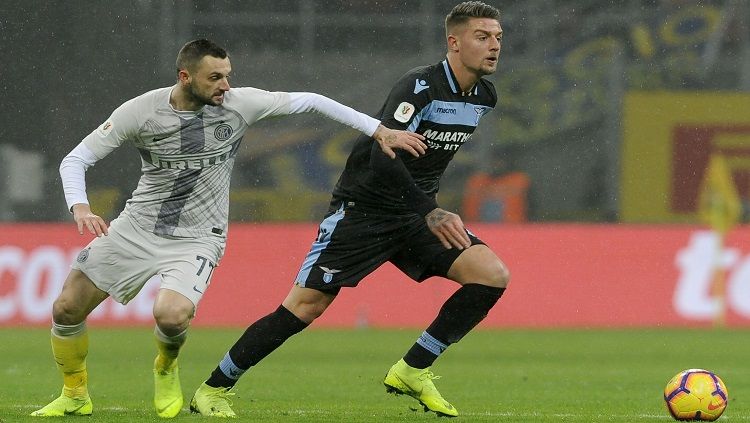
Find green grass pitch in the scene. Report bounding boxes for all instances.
[2,328,750,422]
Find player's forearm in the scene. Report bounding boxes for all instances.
[369,145,438,217]
[286,92,380,137]
[59,142,98,212]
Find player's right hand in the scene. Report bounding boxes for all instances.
[373,124,427,158]
[425,208,471,250]
[71,203,109,237]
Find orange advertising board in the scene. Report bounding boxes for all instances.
[2,223,750,328]
[621,92,750,222]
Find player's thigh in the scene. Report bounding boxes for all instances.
[73,216,159,304]
[446,244,510,288]
[390,220,484,282]
[295,205,406,290]
[155,236,223,311]
[53,269,109,324]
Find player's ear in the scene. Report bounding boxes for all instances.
[447,34,459,52]
[177,69,191,85]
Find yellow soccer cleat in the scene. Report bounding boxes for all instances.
[189,382,236,418]
[30,391,93,417]
[383,359,458,417]
[154,361,183,418]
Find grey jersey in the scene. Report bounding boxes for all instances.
[82,86,297,239]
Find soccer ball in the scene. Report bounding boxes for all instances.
[664,369,728,421]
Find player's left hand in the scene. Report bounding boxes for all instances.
[425,208,471,250]
[373,124,426,158]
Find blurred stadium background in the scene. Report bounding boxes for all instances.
[3,2,750,421]
[1,0,750,328]
[3,0,748,224]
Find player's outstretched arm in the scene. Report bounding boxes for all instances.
[425,208,471,250]
[71,203,108,237]
[59,142,109,237]
[372,124,426,159]
[284,93,426,157]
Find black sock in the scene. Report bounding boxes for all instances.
[403,284,504,369]
[206,305,308,388]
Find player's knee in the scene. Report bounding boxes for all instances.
[283,287,336,324]
[478,260,510,289]
[288,302,327,324]
[52,296,87,325]
[153,303,193,335]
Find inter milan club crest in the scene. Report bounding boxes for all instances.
[76,248,91,263]
[214,123,233,141]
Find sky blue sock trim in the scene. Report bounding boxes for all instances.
[218,352,246,380]
[416,331,448,356]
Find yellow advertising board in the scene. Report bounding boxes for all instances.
[621,92,750,223]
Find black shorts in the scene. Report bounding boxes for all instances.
[294,201,485,291]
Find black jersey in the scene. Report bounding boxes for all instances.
[331,59,497,215]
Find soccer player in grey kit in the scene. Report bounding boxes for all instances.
[191,2,508,418]
[31,39,426,418]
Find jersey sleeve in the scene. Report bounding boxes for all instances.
[63,97,141,211]
[286,92,380,136]
[227,88,380,136]
[59,142,99,211]
[225,87,292,124]
[81,97,142,159]
[377,71,431,130]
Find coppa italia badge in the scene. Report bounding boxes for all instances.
[394,102,415,123]
[674,231,750,320]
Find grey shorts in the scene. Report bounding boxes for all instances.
[72,214,225,307]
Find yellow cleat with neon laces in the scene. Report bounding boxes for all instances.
[30,391,93,417]
[154,360,183,418]
[383,359,458,417]
[190,382,237,418]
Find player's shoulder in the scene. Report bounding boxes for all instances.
[222,86,286,108]
[116,86,171,113]
[129,86,171,105]
[390,62,442,99]
[477,77,497,105]
[224,86,272,98]
[107,86,171,129]
[401,63,438,79]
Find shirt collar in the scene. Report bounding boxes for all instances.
[441,59,478,96]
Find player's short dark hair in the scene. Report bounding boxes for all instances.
[445,2,501,34]
[175,39,228,73]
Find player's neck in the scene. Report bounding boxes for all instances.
[446,55,480,94]
[169,84,204,112]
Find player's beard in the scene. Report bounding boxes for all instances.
[188,82,223,107]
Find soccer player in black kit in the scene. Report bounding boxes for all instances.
[191,2,507,418]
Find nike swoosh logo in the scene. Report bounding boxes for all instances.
[156,398,180,414]
[414,79,429,94]
[708,402,724,410]
[192,285,204,294]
